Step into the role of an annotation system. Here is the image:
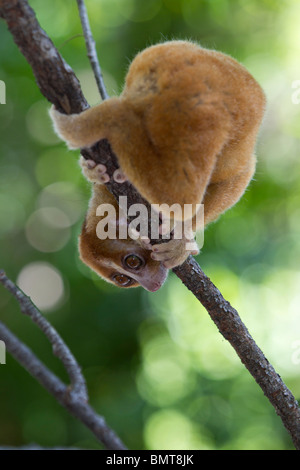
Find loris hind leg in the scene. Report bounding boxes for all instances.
[202,158,256,225]
[150,159,255,268]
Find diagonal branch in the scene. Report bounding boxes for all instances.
[0,270,87,402]
[76,0,109,100]
[1,0,300,450]
[174,258,300,447]
[0,271,127,450]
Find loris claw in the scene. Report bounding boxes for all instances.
[50,40,266,291]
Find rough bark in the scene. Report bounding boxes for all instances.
[1,0,300,450]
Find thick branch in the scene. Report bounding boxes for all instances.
[0,0,87,114]
[0,0,147,208]
[1,0,300,450]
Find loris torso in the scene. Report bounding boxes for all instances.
[50,40,266,290]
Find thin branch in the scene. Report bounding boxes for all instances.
[59,34,85,49]
[1,0,300,450]
[0,270,87,402]
[0,274,126,451]
[76,0,109,100]
[75,0,300,449]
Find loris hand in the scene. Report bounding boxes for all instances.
[150,236,199,269]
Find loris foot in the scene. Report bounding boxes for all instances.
[80,156,110,183]
[80,157,127,185]
[151,237,199,269]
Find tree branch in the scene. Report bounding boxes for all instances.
[1,0,300,450]
[174,258,300,447]
[0,270,87,402]
[0,272,126,450]
[76,0,109,100]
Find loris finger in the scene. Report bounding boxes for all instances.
[113,169,127,183]
[151,250,173,261]
[80,156,110,183]
[152,241,176,253]
[184,239,199,253]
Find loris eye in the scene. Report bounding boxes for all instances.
[124,254,144,270]
[113,273,132,286]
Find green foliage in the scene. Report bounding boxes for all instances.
[0,0,299,450]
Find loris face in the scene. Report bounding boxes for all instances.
[79,226,169,292]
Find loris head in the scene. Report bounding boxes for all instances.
[79,223,168,292]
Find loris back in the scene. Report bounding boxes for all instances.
[50,41,266,289]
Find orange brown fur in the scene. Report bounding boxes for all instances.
[79,184,168,290]
[50,40,266,288]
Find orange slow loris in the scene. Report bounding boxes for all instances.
[50,40,265,292]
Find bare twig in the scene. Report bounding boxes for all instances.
[76,0,109,100]
[0,270,87,402]
[1,0,300,450]
[75,0,300,449]
[0,273,126,450]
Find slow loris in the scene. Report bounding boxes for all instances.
[50,40,265,291]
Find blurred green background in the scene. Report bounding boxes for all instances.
[0,0,300,450]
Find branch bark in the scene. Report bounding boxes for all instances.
[0,271,126,450]
[0,271,88,402]
[1,0,300,450]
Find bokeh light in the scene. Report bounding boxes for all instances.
[35,149,82,188]
[144,409,212,450]
[17,262,65,311]
[25,207,71,252]
[37,182,85,225]
[137,331,196,406]
[1,0,300,451]
[26,101,60,145]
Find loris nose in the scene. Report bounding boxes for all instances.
[139,263,168,292]
[149,283,161,292]
[141,277,166,292]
